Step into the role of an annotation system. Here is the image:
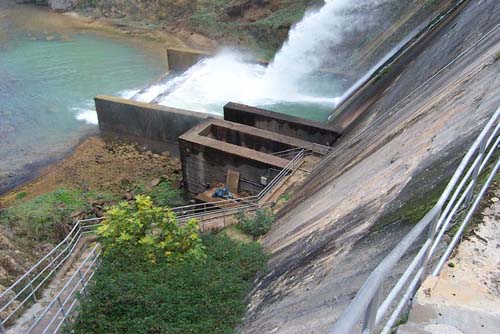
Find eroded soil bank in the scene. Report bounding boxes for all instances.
[0,137,181,289]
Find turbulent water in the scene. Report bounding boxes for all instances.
[131,0,397,120]
[0,9,167,193]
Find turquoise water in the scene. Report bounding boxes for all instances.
[0,29,166,192]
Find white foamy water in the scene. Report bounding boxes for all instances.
[134,0,393,116]
[74,89,141,125]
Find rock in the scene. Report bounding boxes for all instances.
[171,179,181,189]
[491,197,499,203]
[150,178,161,187]
[48,0,76,11]
[35,243,54,254]
[70,210,85,219]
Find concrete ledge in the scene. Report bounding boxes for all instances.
[95,95,215,155]
[166,47,212,71]
[224,102,341,146]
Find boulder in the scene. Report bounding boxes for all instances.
[48,0,75,11]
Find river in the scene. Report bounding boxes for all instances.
[0,3,169,194]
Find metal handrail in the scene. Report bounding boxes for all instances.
[173,149,306,221]
[0,149,307,333]
[25,244,101,334]
[330,106,499,334]
[0,218,102,329]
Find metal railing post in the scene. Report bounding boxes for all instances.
[362,285,383,334]
[27,273,37,303]
[0,319,6,334]
[424,208,441,262]
[466,137,487,203]
[57,296,70,328]
[78,269,87,297]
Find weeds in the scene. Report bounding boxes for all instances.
[236,208,275,239]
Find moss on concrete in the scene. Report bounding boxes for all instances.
[372,177,449,233]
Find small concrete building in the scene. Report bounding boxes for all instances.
[178,118,330,195]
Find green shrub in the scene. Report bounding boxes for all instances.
[236,209,275,239]
[70,234,267,334]
[0,188,91,245]
[149,180,184,207]
[15,191,28,200]
[97,195,205,263]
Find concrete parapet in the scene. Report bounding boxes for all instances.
[94,95,214,155]
[166,47,211,71]
[224,102,341,146]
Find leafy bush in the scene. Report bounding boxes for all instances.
[236,209,275,239]
[70,234,267,334]
[97,195,205,263]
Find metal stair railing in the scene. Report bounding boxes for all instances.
[0,218,102,332]
[330,106,499,334]
[24,244,101,334]
[173,148,306,221]
[0,149,308,333]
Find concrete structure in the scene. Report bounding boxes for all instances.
[178,118,329,195]
[224,102,341,146]
[166,47,211,71]
[95,95,214,155]
[398,189,500,334]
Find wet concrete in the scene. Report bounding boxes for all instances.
[240,1,500,333]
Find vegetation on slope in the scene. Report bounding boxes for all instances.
[236,208,275,239]
[71,231,266,333]
[76,0,322,56]
[97,195,206,263]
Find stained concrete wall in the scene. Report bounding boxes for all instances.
[179,139,286,195]
[224,102,341,146]
[205,124,297,155]
[95,95,214,155]
[179,120,290,195]
[240,1,500,333]
[166,47,211,71]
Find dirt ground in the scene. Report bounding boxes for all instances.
[0,136,181,208]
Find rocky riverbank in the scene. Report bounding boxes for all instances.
[16,0,322,57]
[0,136,182,287]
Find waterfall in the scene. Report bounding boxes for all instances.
[133,0,397,117]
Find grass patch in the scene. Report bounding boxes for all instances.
[0,188,93,245]
[149,180,185,207]
[127,179,185,208]
[15,191,28,200]
[222,225,254,244]
[70,233,267,334]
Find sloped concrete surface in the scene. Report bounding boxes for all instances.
[241,1,500,333]
[398,188,500,334]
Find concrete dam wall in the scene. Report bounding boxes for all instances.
[240,1,500,333]
[95,95,214,155]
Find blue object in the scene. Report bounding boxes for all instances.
[212,187,233,199]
